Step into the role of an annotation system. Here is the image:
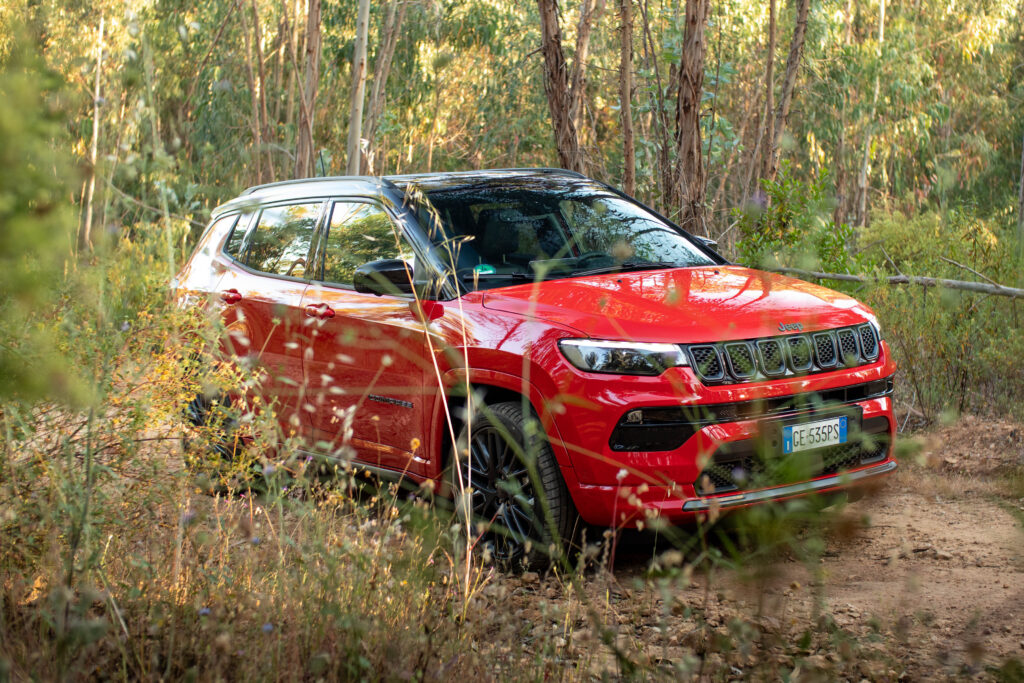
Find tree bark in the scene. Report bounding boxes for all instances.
[79,17,104,254]
[619,0,635,194]
[363,0,407,174]
[1018,128,1024,262]
[832,1,855,225]
[285,0,300,132]
[673,0,710,234]
[537,0,584,173]
[712,66,757,213]
[741,1,775,203]
[637,0,672,208]
[771,267,1024,300]
[239,0,263,183]
[757,0,776,181]
[345,0,371,175]
[250,0,276,181]
[855,0,885,226]
[295,0,321,178]
[569,0,606,134]
[764,0,810,183]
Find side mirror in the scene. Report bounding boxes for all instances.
[695,235,718,250]
[353,259,414,296]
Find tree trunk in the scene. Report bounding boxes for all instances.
[758,0,776,180]
[855,0,885,226]
[673,0,710,235]
[741,0,775,203]
[764,0,810,183]
[637,0,672,209]
[1017,128,1024,262]
[833,1,854,226]
[619,0,635,194]
[251,0,276,181]
[285,0,300,132]
[295,0,321,178]
[272,10,287,126]
[345,0,371,175]
[771,267,1024,301]
[79,17,104,254]
[712,66,756,213]
[537,0,584,173]
[569,0,606,136]
[364,0,407,174]
[240,0,263,183]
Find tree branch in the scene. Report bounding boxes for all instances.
[770,267,1024,300]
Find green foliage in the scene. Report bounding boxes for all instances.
[735,163,858,274]
[0,31,77,401]
[855,208,1024,419]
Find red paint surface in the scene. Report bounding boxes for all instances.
[178,215,896,528]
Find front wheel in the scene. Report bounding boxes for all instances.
[451,401,580,571]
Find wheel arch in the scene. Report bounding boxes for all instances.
[429,368,575,484]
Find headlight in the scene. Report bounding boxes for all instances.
[558,339,689,376]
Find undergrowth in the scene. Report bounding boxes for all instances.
[0,229,915,680]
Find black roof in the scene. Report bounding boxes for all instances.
[240,167,585,197]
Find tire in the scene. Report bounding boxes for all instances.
[451,401,580,571]
[183,393,256,494]
[184,392,243,460]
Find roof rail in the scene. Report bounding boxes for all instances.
[241,167,588,195]
[240,175,398,196]
[385,167,587,182]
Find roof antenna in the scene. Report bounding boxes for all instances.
[318,150,327,177]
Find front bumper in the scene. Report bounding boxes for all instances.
[564,456,897,526]
[549,345,899,527]
[679,459,897,511]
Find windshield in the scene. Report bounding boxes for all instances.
[415,185,716,290]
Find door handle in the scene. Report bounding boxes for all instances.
[305,303,336,320]
[220,289,242,304]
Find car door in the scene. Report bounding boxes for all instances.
[301,199,436,476]
[216,201,324,431]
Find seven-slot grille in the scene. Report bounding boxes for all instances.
[686,324,880,385]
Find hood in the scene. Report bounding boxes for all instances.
[480,266,876,344]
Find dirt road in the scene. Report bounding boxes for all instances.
[494,416,1024,680]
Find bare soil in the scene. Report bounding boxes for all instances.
[490,416,1024,680]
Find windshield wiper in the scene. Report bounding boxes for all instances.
[464,272,534,281]
[570,261,678,277]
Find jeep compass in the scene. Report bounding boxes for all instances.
[175,169,897,567]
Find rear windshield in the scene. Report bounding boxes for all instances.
[416,185,715,290]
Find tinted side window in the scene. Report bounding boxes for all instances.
[221,214,245,259]
[245,202,322,277]
[322,202,413,286]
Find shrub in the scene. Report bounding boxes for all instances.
[734,163,858,275]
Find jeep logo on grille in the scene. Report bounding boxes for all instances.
[778,322,804,332]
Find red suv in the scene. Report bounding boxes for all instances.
[176,169,897,567]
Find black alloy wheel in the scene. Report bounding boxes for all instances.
[452,401,579,570]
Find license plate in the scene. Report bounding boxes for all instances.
[782,416,848,454]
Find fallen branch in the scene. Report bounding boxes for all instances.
[770,267,1024,300]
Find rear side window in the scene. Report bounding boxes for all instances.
[221,214,246,259]
[245,202,323,278]
[322,202,412,286]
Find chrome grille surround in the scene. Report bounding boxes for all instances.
[685,324,883,385]
[756,339,786,376]
[836,328,859,366]
[689,344,725,381]
[813,331,838,368]
[786,335,813,371]
[858,323,880,361]
[724,342,756,379]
